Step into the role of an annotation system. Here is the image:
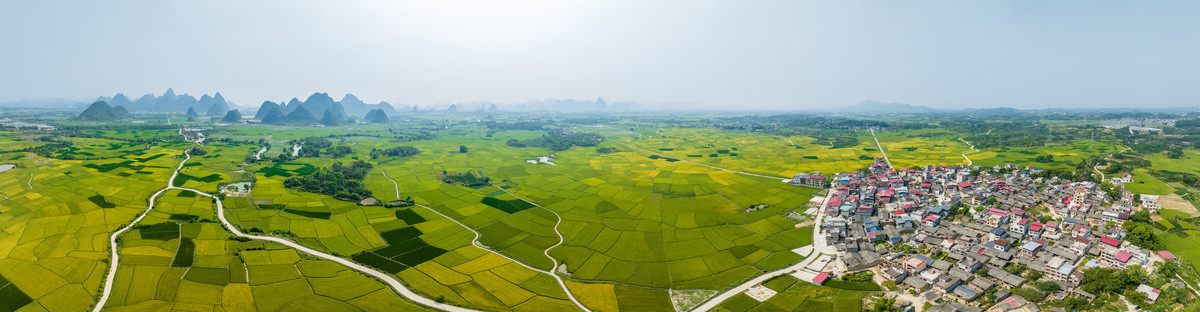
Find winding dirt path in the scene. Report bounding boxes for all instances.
[93,150,198,312]
[958,137,980,166]
[376,167,591,312]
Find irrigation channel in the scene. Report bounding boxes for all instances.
[93,131,485,312]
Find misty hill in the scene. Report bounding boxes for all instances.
[76,101,128,120]
[254,101,281,120]
[497,97,635,112]
[259,106,285,124]
[95,88,229,114]
[205,94,230,116]
[364,109,389,124]
[285,105,318,123]
[221,109,242,123]
[338,94,400,116]
[319,111,342,126]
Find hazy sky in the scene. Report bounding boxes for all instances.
[2,0,1197,109]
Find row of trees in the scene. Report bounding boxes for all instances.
[506,131,604,151]
[370,146,421,159]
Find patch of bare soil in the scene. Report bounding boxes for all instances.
[1159,193,1200,217]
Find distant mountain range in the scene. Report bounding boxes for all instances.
[840,100,941,114]
[464,97,638,112]
[254,92,398,125]
[0,98,87,109]
[94,88,231,115]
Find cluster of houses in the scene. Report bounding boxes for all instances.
[817,158,1173,309]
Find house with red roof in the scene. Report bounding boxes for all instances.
[982,208,1010,227]
[812,272,831,285]
[1009,218,1029,236]
[1042,222,1061,240]
[1027,222,1044,238]
[1100,247,1145,269]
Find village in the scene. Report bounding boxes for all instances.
[787,158,1180,312]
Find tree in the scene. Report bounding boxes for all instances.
[1079,266,1145,295]
[1123,220,1162,250]
[868,298,900,312]
[1012,287,1046,302]
[1004,263,1027,275]
[1130,210,1152,223]
[1080,268,1121,294]
[1157,261,1180,279]
[1122,265,1148,285]
[1168,147,1184,159]
[459,145,468,153]
[1126,290,1148,304]
[1035,280,1060,293]
[1026,270,1043,282]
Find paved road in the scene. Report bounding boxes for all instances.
[203,185,482,312]
[870,129,893,169]
[377,168,591,312]
[609,140,789,180]
[690,187,835,312]
[93,151,189,312]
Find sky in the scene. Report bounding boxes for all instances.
[1,0,1198,110]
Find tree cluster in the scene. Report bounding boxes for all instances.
[483,121,546,131]
[283,161,373,201]
[370,146,421,158]
[506,131,603,151]
[1123,210,1162,250]
[440,171,490,187]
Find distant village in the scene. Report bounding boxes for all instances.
[788,158,1177,312]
